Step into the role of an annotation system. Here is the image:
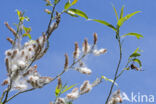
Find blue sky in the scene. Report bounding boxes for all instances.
[0,0,156,104]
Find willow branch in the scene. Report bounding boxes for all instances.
[105,27,122,104]
[6,88,35,103]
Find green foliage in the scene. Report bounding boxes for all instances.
[101,76,118,86]
[16,9,30,22]
[45,0,52,6]
[117,11,141,27]
[67,9,88,19]
[112,5,119,20]
[130,48,142,58]
[22,33,32,39]
[24,16,30,21]
[120,6,124,19]
[89,19,116,31]
[65,11,79,17]
[22,26,32,39]
[62,84,77,93]
[64,1,71,10]
[130,53,141,58]
[54,0,60,5]
[127,48,142,69]
[121,33,143,39]
[64,0,78,10]
[133,58,142,67]
[55,83,77,97]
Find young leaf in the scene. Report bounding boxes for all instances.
[55,87,61,96]
[130,53,141,58]
[16,9,21,17]
[112,5,119,20]
[25,16,30,21]
[64,1,71,10]
[102,76,118,86]
[67,9,88,19]
[23,26,31,33]
[20,17,25,21]
[71,0,78,5]
[64,0,78,10]
[65,11,78,17]
[22,33,32,39]
[121,33,143,39]
[62,84,77,93]
[134,48,140,53]
[133,58,142,67]
[117,11,141,27]
[88,19,117,31]
[54,0,60,4]
[120,6,124,19]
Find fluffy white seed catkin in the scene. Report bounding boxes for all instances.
[17,60,26,69]
[14,83,28,91]
[108,90,122,104]
[76,67,92,75]
[91,78,101,87]
[66,88,79,101]
[55,98,65,104]
[80,80,92,95]
[93,48,107,56]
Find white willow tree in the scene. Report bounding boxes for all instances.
[0,0,143,104]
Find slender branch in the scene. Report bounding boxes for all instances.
[6,88,35,103]
[0,89,7,103]
[105,27,122,104]
[2,80,13,104]
[116,58,131,79]
[46,3,57,37]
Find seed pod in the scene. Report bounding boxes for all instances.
[7,38,14,45]
[73,42,79,58]
[4,22,17,37]
[64,54,68,69]
[57,77,62,89]
[93,33,97,45]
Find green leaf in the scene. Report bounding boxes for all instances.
[16,9,21,17]
[22,33,32,39]
[124,67,130,70]
[23,26,31,33]
[133,58,142,67]
[102,76,118,86]
[64,1,71,10]
[67,9,88,19]
[112,5,119,20]
[65,11,78,17]
[62,84,77,93]
[89,19,117,31]
[64,0,78,10]
[19,17,25,21]
[130,53,141,58]
[121,33,143,39]
[54,0,60,4]
[25,16,30,21]
[120,6,124,19]
[134,47,142,53]
[117,11,141,27]
[45,0,52,6]
[55,87,61,96]
[71,0,78,5]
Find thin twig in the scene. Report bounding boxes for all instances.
[105,27,122,104]
[0,89,7,103]
[6,88,35,103]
